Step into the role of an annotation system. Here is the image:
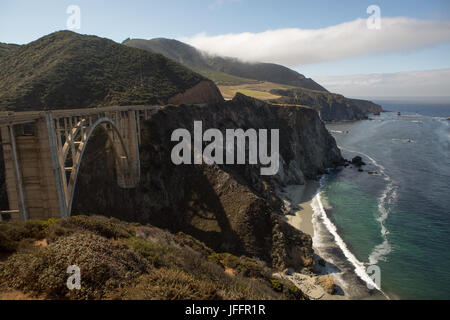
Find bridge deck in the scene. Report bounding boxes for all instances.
[0,105,163,125]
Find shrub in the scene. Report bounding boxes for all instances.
[124,237,174,268]
[0,232,149,299]
[46,216,134,242]
[113,268,219,300]
[175,232,214,257]
[288,284,304,299]
[0,220,49,252]
[0,216,305,300]
[270,280,283,292]
[208,253,264,278]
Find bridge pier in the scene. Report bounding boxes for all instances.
[1,118,68,221]
[113,110,140,188]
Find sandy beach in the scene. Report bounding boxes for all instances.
[285,199,315,237]
[279,183,347,300]
[281,183,319,239]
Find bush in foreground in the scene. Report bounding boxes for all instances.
[0,216,306,300]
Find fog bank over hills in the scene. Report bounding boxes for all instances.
[181,18,450,67]
[123,38,327,91]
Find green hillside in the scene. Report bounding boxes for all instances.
[0,43,20,58]
[0,31,207,111]
[123,38,327,91]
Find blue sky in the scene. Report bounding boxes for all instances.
[1,0,449,96]
[1,0,449,43]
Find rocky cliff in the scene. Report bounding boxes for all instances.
[269,88,383,121]
[71,94,343,271]
[168,80,223,105]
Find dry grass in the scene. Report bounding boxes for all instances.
[218,81,295,100]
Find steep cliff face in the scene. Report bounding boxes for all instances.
[168,80,223,105]
[270,88,383,121]
[72,94,343,271]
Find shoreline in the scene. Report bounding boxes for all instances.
[280,181,387,300]
[279,182,346,300]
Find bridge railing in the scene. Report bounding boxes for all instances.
[0,105,162,126]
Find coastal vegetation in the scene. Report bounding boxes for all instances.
[0,216,307,300]
[0,43,20,58]
[0,31,220,111]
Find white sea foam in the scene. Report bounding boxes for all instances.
[311,182,380,291]
[338,146,396,265]
[329,130,344,134]
[311,178,391,299]
[391,138,415,143]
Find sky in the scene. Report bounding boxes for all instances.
[1,0,449,97]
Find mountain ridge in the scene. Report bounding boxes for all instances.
[0,31,222,111]
[0,43,21,58]
[123,37,383,120]
[123,38,328,91]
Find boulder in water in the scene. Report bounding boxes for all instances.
[317,258,326,267]
[351,156,366,166]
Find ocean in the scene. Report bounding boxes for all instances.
[314,100,450,299]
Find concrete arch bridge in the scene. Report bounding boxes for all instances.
[0,106,160,221]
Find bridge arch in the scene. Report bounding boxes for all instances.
[64,117,133,216]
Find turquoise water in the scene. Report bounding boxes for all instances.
[324,105,450,299]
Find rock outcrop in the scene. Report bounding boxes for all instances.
[316,275,336,295]
[71,94,343,271]
[168,80,224,105]
[269,88,383,121]
[351,156,366,166]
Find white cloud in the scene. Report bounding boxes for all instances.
[181,17,450,66]
[314,69,450,97]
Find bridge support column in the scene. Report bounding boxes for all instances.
[1,116,67,221]
[111,111,140,188]
[124,111,140,185]
[1,125,27,221]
